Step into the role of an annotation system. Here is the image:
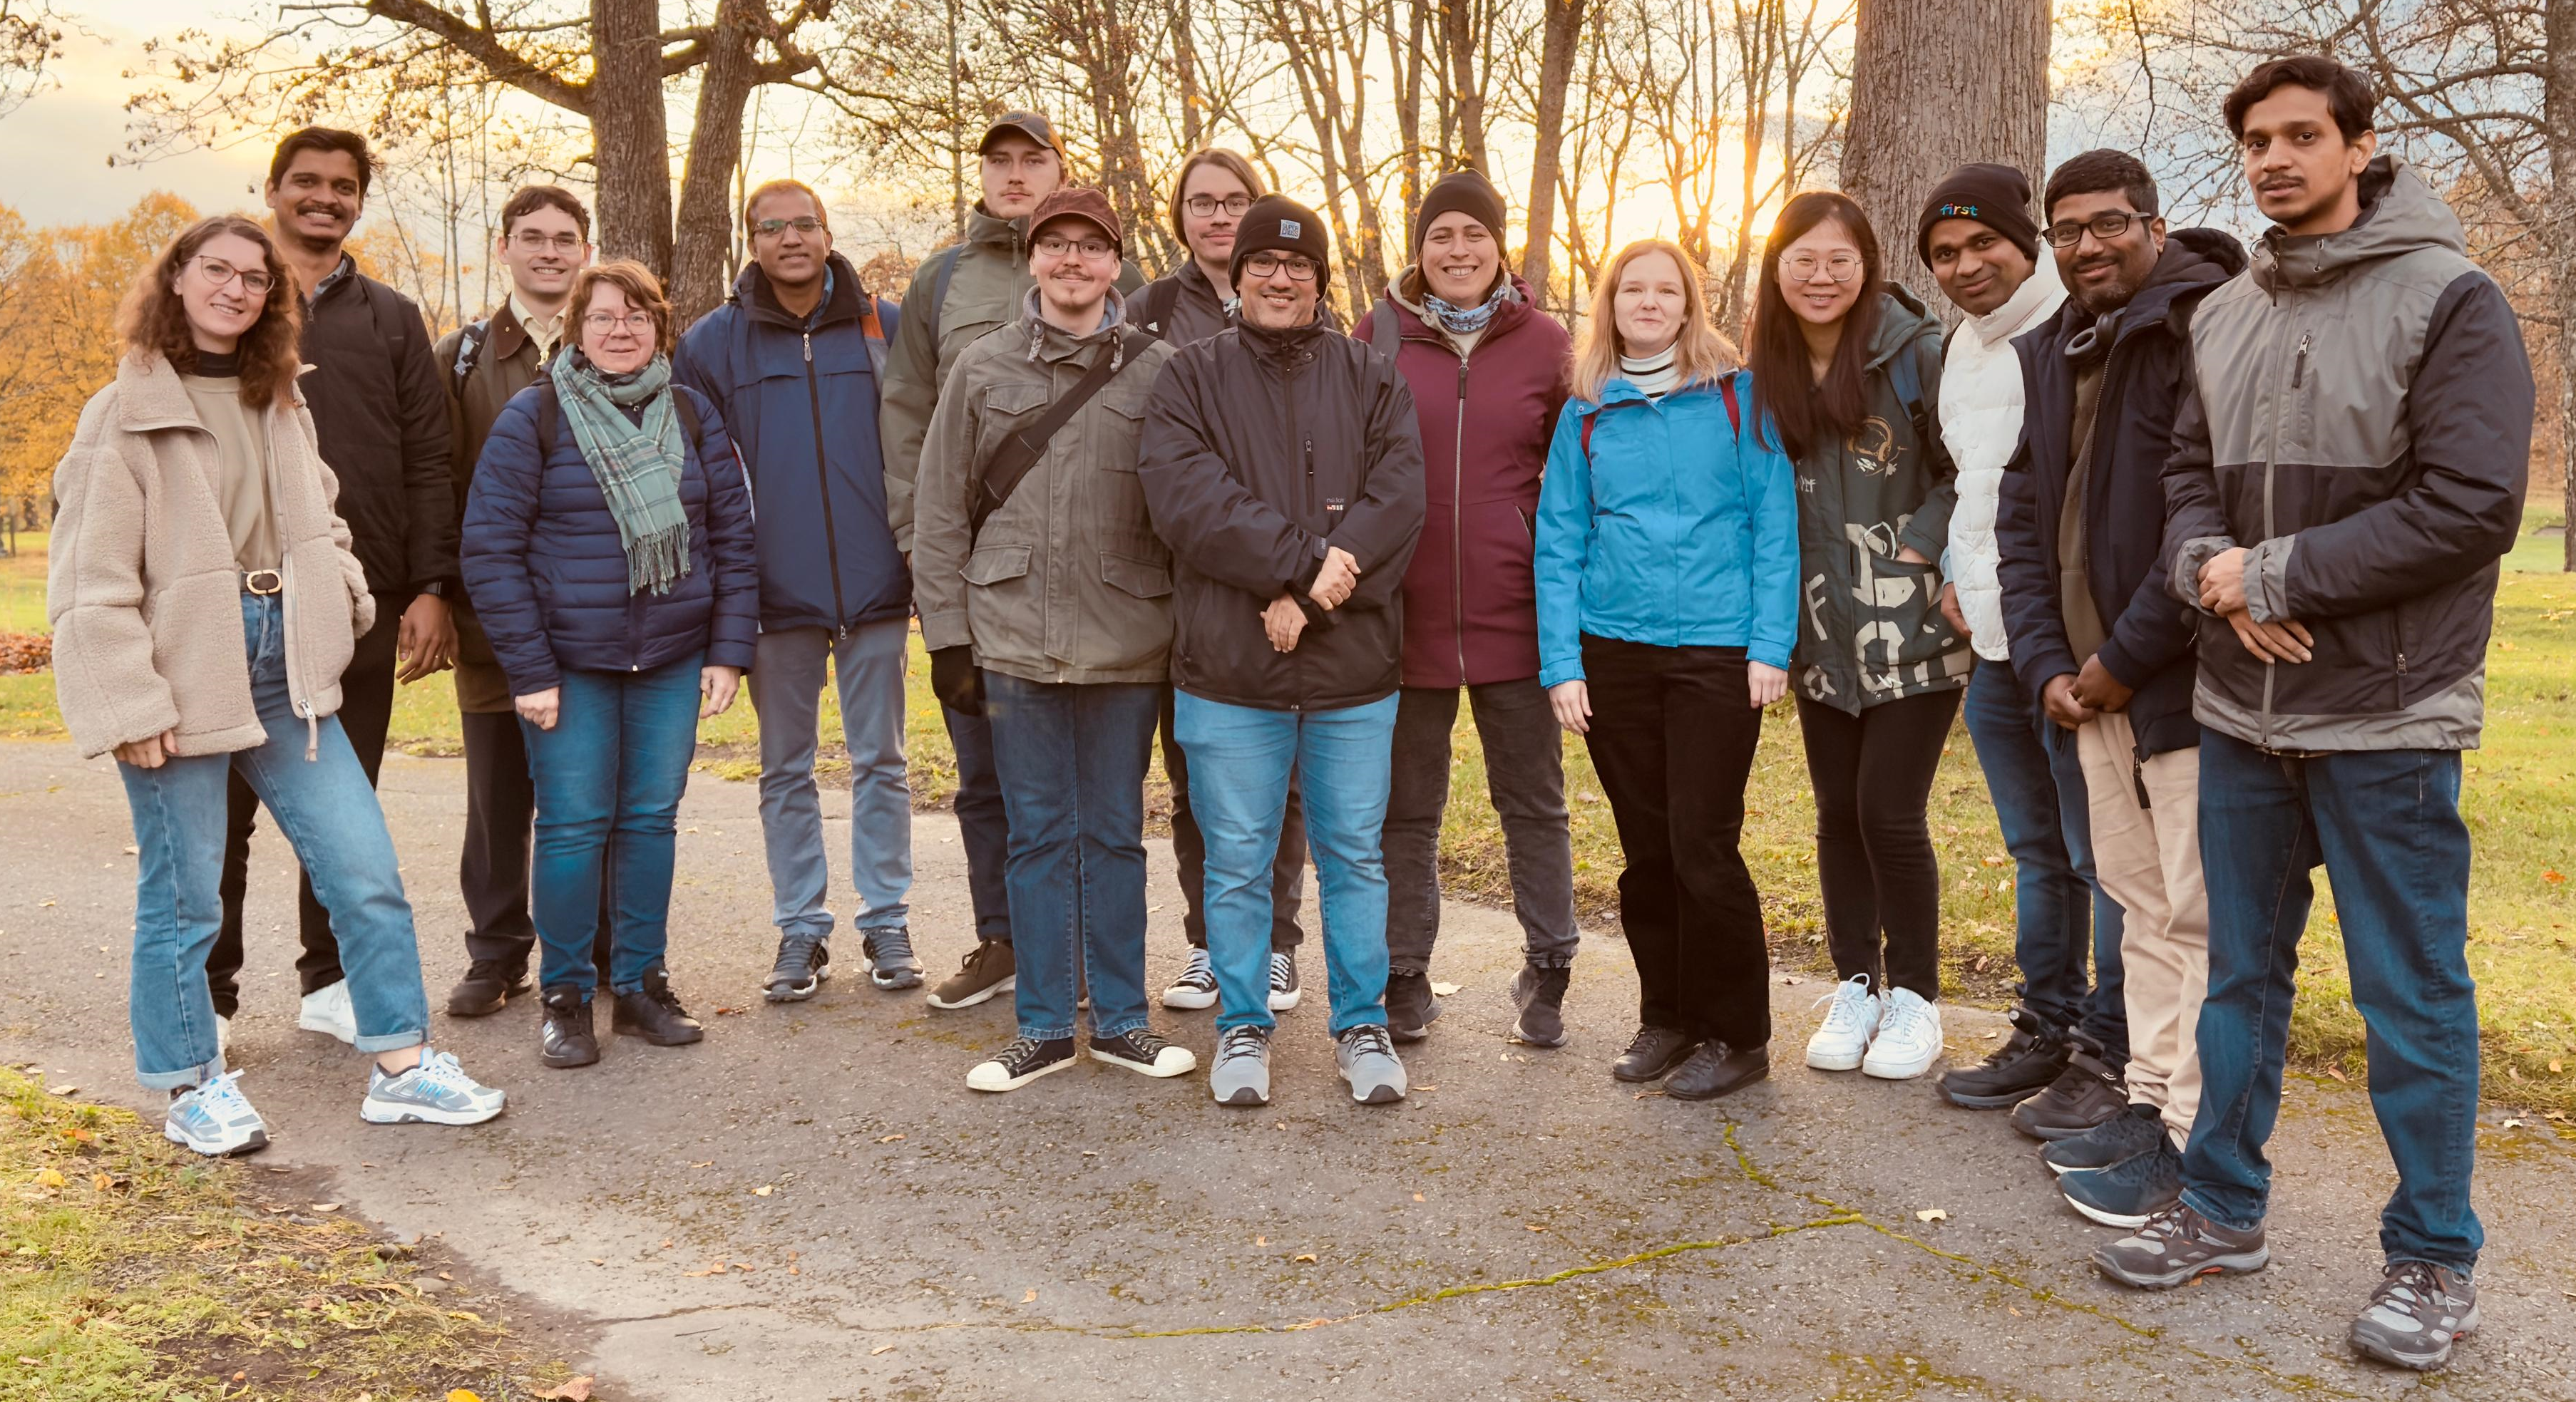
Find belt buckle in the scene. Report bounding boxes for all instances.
[243,569,284,596]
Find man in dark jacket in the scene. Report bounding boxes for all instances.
[2095,62,2531,1376]
[674,178,913,1006]
[1995,150,2243,1230]
[1358,170,1577,1048]
[210,126,458,1046]
[1139,197,1426,1110]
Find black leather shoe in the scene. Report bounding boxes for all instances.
[446,957,531,1018]
[2011,1042,2128,1140]
[1664,1041,1770,1101]
[1386,970,1440,1042]
[613,967,705,1046]
[1611,1026,1702,1083]
[1939,1005,2070,1108]
[539,985,599,1068]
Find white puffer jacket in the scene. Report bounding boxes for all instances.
[1937,261,2064,661]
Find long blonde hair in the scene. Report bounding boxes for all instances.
[1571,239,1739,403]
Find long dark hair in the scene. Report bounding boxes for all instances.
[117,215,305,410]
[1747,191,1884,463]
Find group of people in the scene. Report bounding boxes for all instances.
[46,51,2526,1375]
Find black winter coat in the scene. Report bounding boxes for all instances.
[300,262,457,597]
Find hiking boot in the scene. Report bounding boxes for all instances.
[1385,969,1440,1042]
[1862,987,1942,1080]
[2059,1134,2183,1228]
[1163,947,1218,1010]
[446,957,531,1018]
[1938,1005,2069,1108]
[1611,1026,1702,1083]
[2011,1043,2128,1141]
[1512,964,1571,1048]
[2043,1101,2167,1175]
[1089,1028,1197,1078]
[863,926,923,991]
[1663,1041,1770,1101]
[1804,974,1880,1071]
[2350,1261,2478,1371]
[928,940,1016,1010]
[538,985,599,1068]
[360,1050,506,1127]
[165,1071,268,1158]
[965,1035,1077,1093]
[2093,1202,2269,1289]
[764,932,831,1003]
[1209,1026,1272,1106]
[1335,1024,1408,1104]
[1267,951,1303,1011]
[612,967,704,1046]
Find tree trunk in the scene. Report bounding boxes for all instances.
[1443,0,1487,172]
[1840,0,2048,311]
[590,0,674,278]
[1517,0,1586,306]
[669,0,761,327]
[2550,0,2575,569]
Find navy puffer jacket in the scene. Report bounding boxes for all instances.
[459,381,759,696]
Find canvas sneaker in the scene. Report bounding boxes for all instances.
[2350,1261,2478,1371]
[966,1035,1077,1093]
[298,979,358,1045]
[165,1071,269,1157]
[928,940,1016,1010]
[1090,1029,1197,1078]
[2093,1202,2269,1289]
[1162,947,1219,1010]
[1267,952,1303,1011]
[1804,974,1880,1071]
[862,926,923,991]
[1335,1024,1407,1104]
[1209,1026,1272,1106]
[361,1050,506,1127]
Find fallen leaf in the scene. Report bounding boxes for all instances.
[1412,1192,1425,1202]
[1255,1235,1268,1246]
[753,1185,775,1197]
[690,1161,714,1169]
[1430,981,1460,996]
[1524,1224,1546,1233]
[870,1344,896,1356]
[447,1391,484,1402]
[90,1173,113,1191]
[712,1006,744,1016]
[532,1380,595,1402]
[35,1168,65,1188]
[1916,1208,1949,1223]
[312,1202,342,1213]
[587,1258,606,1266]
[1415,1084,1438,1092]
[2545,870,2565,885]
[1022,1289,1038,1303]
[2551,1060,2565,1074]
[2326,1066,2348,1083]
[1293,1253,1318,1263]
[2503,1118,2525,1129]
[879,1133,906,1143]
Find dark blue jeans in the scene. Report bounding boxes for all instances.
[943,702,1013,944]
[521,653,704,996]
[1961,658,2126,1058]
[983,674,1159,1041]
[2181,729,2482,1271]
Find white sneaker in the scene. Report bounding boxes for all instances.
[1862,986,1942,1080]
[216,1014,232,1058]
[297,981,358,1045]
[1804,974,1880,1071]
[165,1071,269,1157]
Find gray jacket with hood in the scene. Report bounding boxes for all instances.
[2162,158,2533,753]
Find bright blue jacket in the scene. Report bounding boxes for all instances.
[1531,373,1799,687]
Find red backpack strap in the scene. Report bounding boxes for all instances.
[1581,411,1596,461]
[1720,373,1742,436]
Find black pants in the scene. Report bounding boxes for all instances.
[1579,636,1770,1049]
[1160,686,1305,950]
[458,706,613,975]
[1795,686,1962,1002]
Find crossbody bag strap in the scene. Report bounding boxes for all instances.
[968,329,1154,541]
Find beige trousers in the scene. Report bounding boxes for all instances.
[2074,709,2209,1144]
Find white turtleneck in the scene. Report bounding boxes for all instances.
[1620,344,1680,399]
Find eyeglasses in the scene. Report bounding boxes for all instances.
[2043,212,2146,247]
[1034,233,1114,260]
[583,311,655,333]
[509,231,585,253]
[1781,252,1862,284]
[1241,253,1318,282]
[1185,194,1253,218]
[190,256,274,297]
[752,215,825,239]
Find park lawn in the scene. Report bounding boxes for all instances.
[0,532,46,636]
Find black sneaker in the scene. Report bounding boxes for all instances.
[2350,1261,2478,1371]
[1663,1041,1769,1101]
[2043,1101,2167,1175]
[2059,1133,2182,1228]
[612,967,704,1046]
[2093,1202,2268,1289]
[1089,1029,1197,1078]
[965,1035,1077,1092]
[539,985,599,1069]
[446,957,531,1018]
[1611,1026,1702,1083]
[764,932,831,1002]
[1512,964,1571,1048]
[2010,1043,2128,1140]
[1938,1006,2069,1108]
[863,925,924,991]
[1385,970,1440,1042]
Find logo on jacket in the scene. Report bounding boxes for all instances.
[1849,416,1902,475]
[1279,219,1302,239]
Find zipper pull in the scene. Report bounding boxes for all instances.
[2291,331,2310,388]
[803,331,812,364]
[299,701,318,762]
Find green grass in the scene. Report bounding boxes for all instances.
[0,532,46,636]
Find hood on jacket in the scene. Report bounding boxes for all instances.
[1385,269,1534,342]
[732,249,866,326]
[2050,227,2248,349]
[1019,285,1132,366]
[1862,284,1942,371]
[2252,156,2462,295]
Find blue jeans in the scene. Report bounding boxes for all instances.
[983,674,1159,1041]
[944,701,1014,943]
[2182,730,2482,1271]
[522,653,703,996]
[749,622,913,938]
[1961,658,2126,1057]
[119,593,430,1088]
[1174,692,1398,1037]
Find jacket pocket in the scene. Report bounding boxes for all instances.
[1850,550,1961,680]
[1101,550,1173,599]
[963,544,1033,587]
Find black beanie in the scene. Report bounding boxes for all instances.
[1916,163,2040,269]
[1228,195,1333,292]
[1413,169,1507,255]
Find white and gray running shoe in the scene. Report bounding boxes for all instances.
[1335,1024,1408,1104]
[165,1071,269,1157]
[1163,947,1218,1010]
[2351,1261,2478,1371]
[360,1050,506,1127]
[1209,1026,1271,1106]
[1267,952,1303,1011]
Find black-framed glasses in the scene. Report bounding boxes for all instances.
[1241,252,1318,282]
[1782,252,1862,284]
[752,215,824,239]
[2043,211,2146,247]
[1034,233,1114,260]
[190,255,274,297]
[1184,194,1253,218]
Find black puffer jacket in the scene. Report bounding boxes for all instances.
[1138,314,1427,711]
[301,261,457,597]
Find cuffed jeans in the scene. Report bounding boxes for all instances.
[2181,730,2482,1272]
[2075,711,2207,1143]
[1161,687,1306,951]
[1385,679,1577,976]
[123,593,431,1088]
[750,621,913,939]
[1174,692,1397,1038]
[944,701,1013,944]
[1961,657,2126,1059]
[985,674,1159,1041]
[522,653,703,996]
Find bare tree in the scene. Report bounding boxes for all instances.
[0,0,67,120]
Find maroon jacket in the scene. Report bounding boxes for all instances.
[1361,274,1571,688]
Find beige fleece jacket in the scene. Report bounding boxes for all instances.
[48,354,374,761]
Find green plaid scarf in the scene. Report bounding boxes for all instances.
[550,351,692,595]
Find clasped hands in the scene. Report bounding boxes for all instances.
[1264,545,1360,653]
